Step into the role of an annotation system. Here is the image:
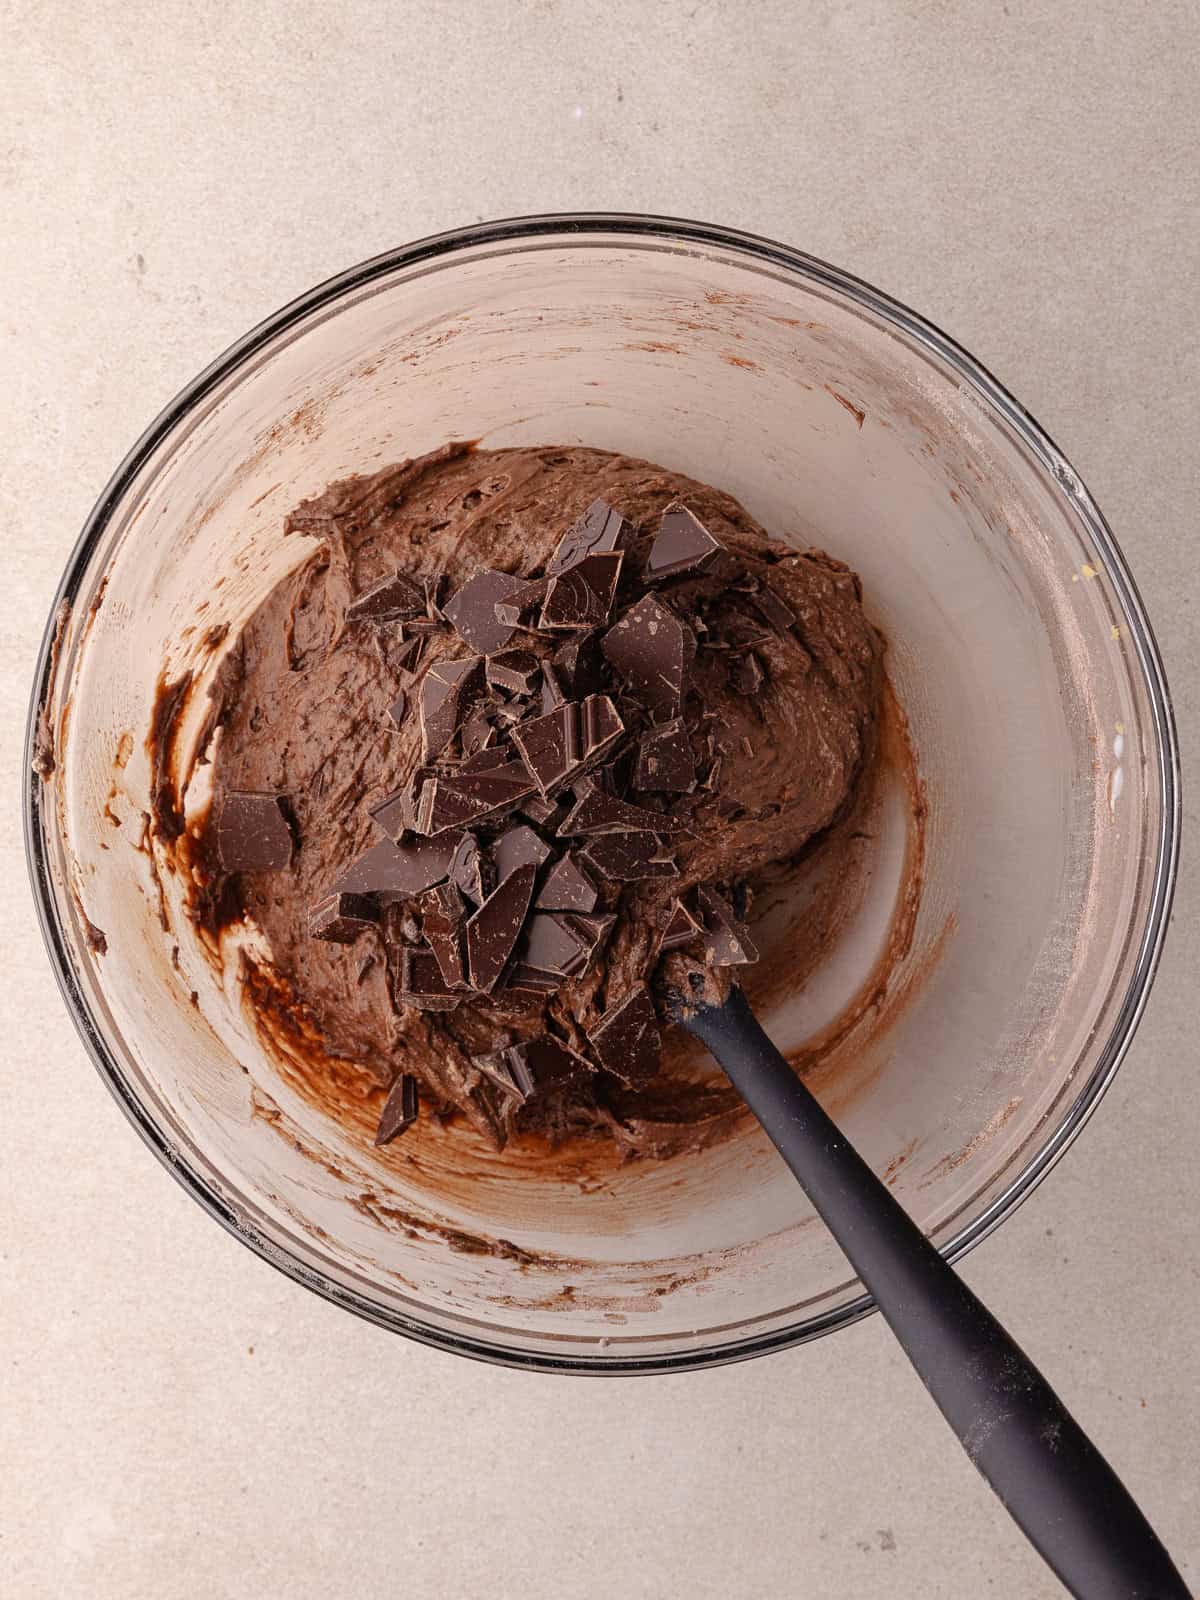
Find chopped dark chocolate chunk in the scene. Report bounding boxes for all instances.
[390,633,425,673]
[464,862,537,992]
[492,823,552,882]
[581,693,625,761]
[448,832,490,904]
[520,793,561,827]
[423,574,448,619]
[510,693,624,796]
[750,582,797,632]
[518,913,591,978]
[510,702,579,794]
[471,1050,531,1102]
[345,571,425,623]
[634,719,695,792]
[308,892,379,943]
[460,707,497,757]
[331,832,459,899]
[588,986,662,1087]
[539,552,623,630]
[546,498,630,576]
[505,966,562,995]
[730,652,765,695]
[506,1035,592,1093]
[387,689,407,728]
[396,946,461,1011]
[563,911,615,963]
[418,759,536,835]
[577,832,676,881]
[418,881,467,988]
[551,631,604,698]
[697,885,759,966]
[493,577,546,630]
[601,594,696,716]
[486,650,541,695]
[558,783,687,836]
[535,852,597,913]
[216,792,293,872]
[375,1073,419,1145]
[418,655,484,762]
[660,898,705,951]
[644,505,723,581]
[458,745,512,774]
[539,661,567,712]
[443,570,525,654]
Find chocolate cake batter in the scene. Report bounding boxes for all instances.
[198,444,881,1152]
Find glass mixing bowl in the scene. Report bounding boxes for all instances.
[25,215,1179,1372]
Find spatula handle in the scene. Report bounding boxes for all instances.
[686,988,1189,1600]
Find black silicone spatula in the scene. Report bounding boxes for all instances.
[671,984,1189,1600]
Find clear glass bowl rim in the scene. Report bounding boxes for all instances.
[23,212,1182,1374]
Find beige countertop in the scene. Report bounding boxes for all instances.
[3,3,1197,1595]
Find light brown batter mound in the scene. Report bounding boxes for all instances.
[196,444,882,1153]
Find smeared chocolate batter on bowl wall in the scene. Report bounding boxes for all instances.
[156,443,895,1158]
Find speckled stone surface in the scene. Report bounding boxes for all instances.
[3,3,1197,1595]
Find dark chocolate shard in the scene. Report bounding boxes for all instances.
[697,885,759,966]
[387,689,408,729]
[396,946,461,1011]
[510,693,624,796]
[660,897,705,952]
[494,577,546,630]
[539,661,567,712]
[535,852,597,913]
[418,881,467,988]
[644,505,723,581]
[443,570,524,654]
[375,1073,419,1145]
[601,595,696,716]
[217,792,293,872]
[563,912,615,964]
[751,582,797,632]
[448,832,490,905]
[391,633,424,673]
[457,745,512,774]
[345,571,425,623]
[492,823,552,882]
[730,651,765,696]
[552,631,604,698]
[471,1050,531,1102]
[505,965,562,995]
[460,708,497,757]
[464,862,537,992]
[509,702,579,794]
[419,759,536,835]
[520,793,561,827]
[580,694,625,762]
[517,913,591,978]
[506,1036,592,1094]
[577,832,675,882]
[486,650,541,695]
[557,784,687,836]
[634,719,695,792]
[546,498,631,576]
[331,833,458,899]
[418,656,484,762]
[588,986,662,1088]
[539,552,623,630]
[308,891,379,943]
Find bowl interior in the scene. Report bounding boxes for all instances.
[30,223,1170,1369]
